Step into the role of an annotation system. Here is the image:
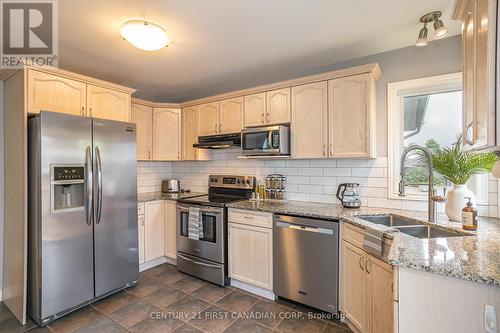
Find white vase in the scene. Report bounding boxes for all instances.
[445,184,476,222]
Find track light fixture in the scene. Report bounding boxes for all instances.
[415,11,448,47]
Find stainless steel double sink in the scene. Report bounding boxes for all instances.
[359,214,470,239]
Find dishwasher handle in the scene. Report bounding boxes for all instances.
[275,221,334,235]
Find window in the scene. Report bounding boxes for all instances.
[388,73,488,203]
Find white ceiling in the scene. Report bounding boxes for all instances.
[58,0,461,102]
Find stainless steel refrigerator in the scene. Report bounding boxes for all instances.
[27,111,139,325]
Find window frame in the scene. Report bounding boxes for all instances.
[387,72,488,204]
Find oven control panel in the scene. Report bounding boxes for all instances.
[208,175,255,189]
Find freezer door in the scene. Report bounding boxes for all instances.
[93,118,139,297]
[38,112,94,319]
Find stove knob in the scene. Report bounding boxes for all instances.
[237,179,241,184]
[246,179,251,185]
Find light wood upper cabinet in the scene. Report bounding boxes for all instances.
[266,87,291,125]
[27,70,86,116]
[144,201,164,262]
[182,107,199,160]
[219,97,243,134]
[291,81,328,158]
[244,92,266,127]
[454,0,497,150]
[131,103,153,160]
[328,73,375,158]
[86,84,131,122]
[342,240,368,333]
[198,102,219,136]
[181,107,212,161]
[164,201,177,259]
[153,108,181,160]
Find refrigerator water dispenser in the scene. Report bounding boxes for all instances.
[51,165,85,212]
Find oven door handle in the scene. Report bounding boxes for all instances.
[177,253,222,269]
[177,204,223,215]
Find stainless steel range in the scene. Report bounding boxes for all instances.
[176,175,255,286]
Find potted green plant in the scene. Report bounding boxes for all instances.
[431,138,497,221]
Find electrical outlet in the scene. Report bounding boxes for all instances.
[485,304,497,333]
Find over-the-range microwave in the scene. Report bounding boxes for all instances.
[241,125,290,156]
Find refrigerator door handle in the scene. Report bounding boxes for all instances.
[85,146,93,226]
[95,146,103,224]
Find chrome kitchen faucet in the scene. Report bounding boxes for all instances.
[398,145,447,222]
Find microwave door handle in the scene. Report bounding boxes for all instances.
[85,147,93,226]
[268,130,273,149]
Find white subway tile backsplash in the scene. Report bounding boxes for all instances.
[137,156,498,218]
[324,168,351,176]
[351,167,385,178]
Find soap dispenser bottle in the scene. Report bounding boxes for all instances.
[462,197,478,231]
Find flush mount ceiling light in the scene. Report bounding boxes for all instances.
[120,20,170,51]
[415,11,448,47]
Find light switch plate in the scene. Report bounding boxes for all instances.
[485,304,497,333]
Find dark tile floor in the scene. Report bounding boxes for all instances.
[0,263,352,333]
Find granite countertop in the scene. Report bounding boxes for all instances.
[227,200,500,287]
[138,191,205,203]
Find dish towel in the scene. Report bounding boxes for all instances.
[362,226,384,257]
[188,207,201,240]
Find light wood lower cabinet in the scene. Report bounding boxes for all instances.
[86,84,131,122]
[138,214,145,264]
[343,241,369,332]
[27,69,86,116]
[131,103,153,160]
[153,108,181,160]
[228,209,273,290]
[341,224,394,333]
[144,201,165,262]
[164,201,177,259]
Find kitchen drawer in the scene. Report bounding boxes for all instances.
[138,202,145,216]
[228,208,273,228]
[343,223,364,248]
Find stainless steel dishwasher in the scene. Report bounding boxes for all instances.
[273,214,339,314]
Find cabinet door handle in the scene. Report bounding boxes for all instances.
[359,255,365,271]
[464,121,475,145]
[329,143,333,156]
[365,258,371,274]
[266,111,270,123]
[178,151,180,160]
[219,123,222,133]
[215,123,218,133]
[261,112,265,123]
[89,107,92,116]
[81,106,85,116]
[148,151,151,160]
[322,144,326,157]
